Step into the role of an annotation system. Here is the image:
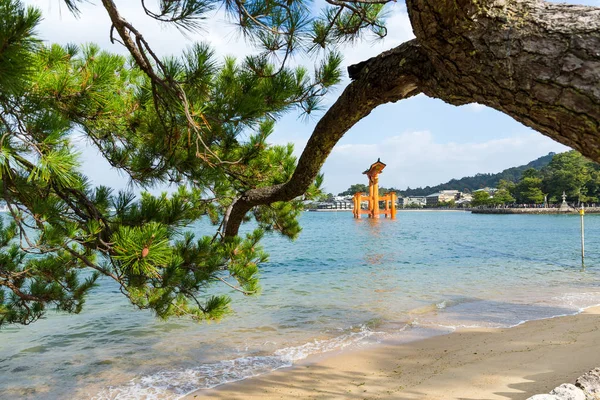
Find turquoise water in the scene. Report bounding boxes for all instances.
[1,211,600,399]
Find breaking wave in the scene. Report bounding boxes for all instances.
[92,325,382,400]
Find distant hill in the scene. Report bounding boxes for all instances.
[400,152,557,197]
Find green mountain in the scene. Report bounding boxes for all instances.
[400,152,557,197]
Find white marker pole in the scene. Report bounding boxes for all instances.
[580,205,585,269]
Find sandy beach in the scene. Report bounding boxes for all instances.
[186,306,600,400]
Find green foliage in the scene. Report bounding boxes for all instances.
[253,201,303,239]
[396,151,600,207]
[506,151,600,205]
[1,0,350,326]
[0,0,41,94]
[437,199,456,208]
[401,153,555,197]
[490,188,515,206]
[471,191,491,207]
[514,177,545,204]
[542,151,591,203]
[497,179,516,192]
[521,168,540,179]
[0,217,99,325]
[317,192,334,202]
[339,184,368,196]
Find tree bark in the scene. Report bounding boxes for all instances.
[224,0,600,237]
[407,0,600,157]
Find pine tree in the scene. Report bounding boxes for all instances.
[0,0,351,325]
[3,0,600,326]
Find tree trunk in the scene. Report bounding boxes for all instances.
[406,0,600,157]
[224,0,600,237]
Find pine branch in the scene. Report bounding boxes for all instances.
[223,41,428,236]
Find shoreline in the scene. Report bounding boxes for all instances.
[185,305,600,399]
[471,207,600,214]
[306,209,468,212]
[305,208,600,214]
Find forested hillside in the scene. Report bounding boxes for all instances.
[400,152,556,196]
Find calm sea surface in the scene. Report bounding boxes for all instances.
[1,211,600,399]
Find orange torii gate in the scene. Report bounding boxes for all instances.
[353,159,397,219]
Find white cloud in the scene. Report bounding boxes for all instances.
[463,103,487,112]
[320,131,569,194]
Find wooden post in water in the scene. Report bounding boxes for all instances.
[384,191,390,218]
[353,192,361,219]
[372,174,380,219]
[580,205,585,269]
[368,179,373,217]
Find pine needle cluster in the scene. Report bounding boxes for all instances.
[0,0,385,326]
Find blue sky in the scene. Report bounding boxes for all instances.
[23,0,598,194]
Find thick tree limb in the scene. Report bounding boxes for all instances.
[224,40,430,236]
[95,0,600,239]
[406,0,600,158]
[226,0,600,237]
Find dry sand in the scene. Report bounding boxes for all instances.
[185,306,600,400]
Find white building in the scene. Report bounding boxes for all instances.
[425,190,460,206]
[400,196,427,207]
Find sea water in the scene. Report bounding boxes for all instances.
[1,211,599,399]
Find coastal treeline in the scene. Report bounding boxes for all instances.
[337,152,556,200]
[398,152,556,197]
[339,151,600,206]
[473,151,600,206]
[339,153,556,197]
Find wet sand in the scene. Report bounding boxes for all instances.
[186,306,600,399]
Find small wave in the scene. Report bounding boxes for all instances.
[415,292,600,331]
[91,295,600,399]
[436,300,448,309]
[92,326,381,400]
[553,292,600,311]
[409,297,477,316]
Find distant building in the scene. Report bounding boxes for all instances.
[334,195,353,202]
[425,190,460,207]
[400,196,427,207]
[316,201,353,210]
[473,187,498,194]
[457,193,472,204]
[455,195,472,207]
